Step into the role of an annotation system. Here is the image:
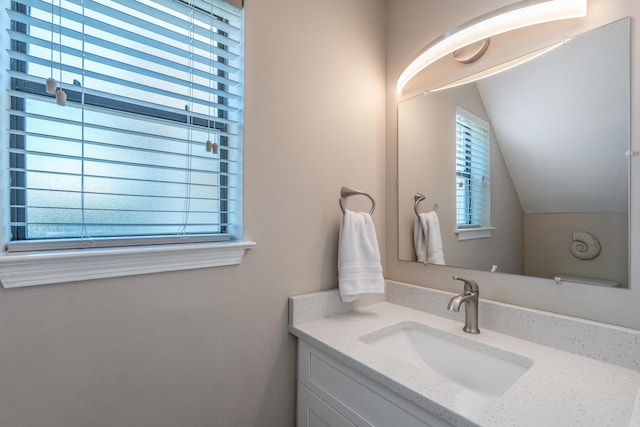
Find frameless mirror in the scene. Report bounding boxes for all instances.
[398,18,630,288]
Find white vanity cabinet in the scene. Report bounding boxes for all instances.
[297,340,454,427]
[290,285,640,426]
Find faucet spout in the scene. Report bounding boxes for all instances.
[447,293,473,312]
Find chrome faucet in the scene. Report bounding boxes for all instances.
[447,276,480,334]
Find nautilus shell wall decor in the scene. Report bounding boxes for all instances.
[570,230,601,260]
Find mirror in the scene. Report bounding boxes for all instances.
[398,19,630,288]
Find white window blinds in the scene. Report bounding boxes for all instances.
[455,107,490,228]
[6,0,244,252]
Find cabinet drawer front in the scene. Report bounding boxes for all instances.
[298,341,452,427]
[298,383,357,427]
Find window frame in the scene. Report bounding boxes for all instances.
[0,0,253,288]
[455,106,494,241]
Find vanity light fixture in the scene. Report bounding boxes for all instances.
[429,38,569,93]
[396,0,587,93]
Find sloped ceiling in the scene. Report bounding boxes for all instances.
[476,19,629,214]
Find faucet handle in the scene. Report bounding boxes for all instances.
[452,276,479,293]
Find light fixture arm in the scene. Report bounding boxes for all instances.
[452,38,491,64]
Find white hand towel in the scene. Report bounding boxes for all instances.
[413,212,445,265]
[338,209,385,302]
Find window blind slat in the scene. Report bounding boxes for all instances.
[6,10,241,68]
[9,98,238,143]
[7,152,235,179]
[7,53,240,115]
[7,30,241,96]
[9,175,238,195]
[5,234,232,253]
[95,0,242,46]
[7,132,240,165]
[8,87,241,132]
[166,0,243,27]
[11,0,241,52]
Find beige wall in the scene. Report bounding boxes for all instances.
[385,0,640,329]
[0,1,386,426]
[524,213,628,287]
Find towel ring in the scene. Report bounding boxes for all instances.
[339,186,375,215]
[414,193,438,216]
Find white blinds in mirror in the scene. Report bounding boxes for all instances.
[455,107,490,228]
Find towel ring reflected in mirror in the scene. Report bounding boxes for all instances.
[339,186,376,215]
[414,193,438,216]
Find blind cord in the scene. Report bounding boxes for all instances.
[205,1,218,155]
[180,1,195,235]
[80,0,92,242]
[58,0,62,86]
[206,0,212,151]
[55,0,66,105]
[47,0,55,89]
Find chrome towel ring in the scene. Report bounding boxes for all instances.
[339,186,375,215]
[414,193,438,216]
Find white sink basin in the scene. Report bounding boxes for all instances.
[360,321,533,397]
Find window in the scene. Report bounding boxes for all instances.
[0,0,252,287]
[6,0,243,252]
[455,106,492,239]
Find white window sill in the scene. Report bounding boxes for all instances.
[455,227,495,241]
[0,241,256,288]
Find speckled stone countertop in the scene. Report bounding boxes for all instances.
[289,281,640,427]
